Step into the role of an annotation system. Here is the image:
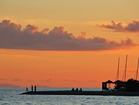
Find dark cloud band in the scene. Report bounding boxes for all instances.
[0,20,137,50]
[98,20,139,32]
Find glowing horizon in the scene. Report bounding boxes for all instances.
[0,1,139,88]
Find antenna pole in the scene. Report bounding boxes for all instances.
[116,57,120,80]
[124,55,128,81]
[122,55,128,81]
[135,58,139,80]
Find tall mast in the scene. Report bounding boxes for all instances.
[122,55,128,81]
[116,57,120,80]
[135,58,139,80]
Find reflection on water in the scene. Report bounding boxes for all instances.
[0,88,139,105]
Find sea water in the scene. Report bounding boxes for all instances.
[0,88,139,105]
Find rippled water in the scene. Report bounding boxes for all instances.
[1,88,139,105]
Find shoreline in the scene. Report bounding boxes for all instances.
[21,90,139,96]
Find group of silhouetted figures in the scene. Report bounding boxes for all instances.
[26,86,82,92]
[71,88,82,91]
[26,85,36,92]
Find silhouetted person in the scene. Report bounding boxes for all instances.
[76,88,78,91]
[31,85,33,92]
[79,88,82,91]
[34,85,36,92]
[26,87,28,91]
[71,88,74,91]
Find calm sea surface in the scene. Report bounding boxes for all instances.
[0,88,139,105]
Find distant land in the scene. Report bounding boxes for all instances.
[0,84,50,88]
[0,84,20,88]
[35,85,50,88]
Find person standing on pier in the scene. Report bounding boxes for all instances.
[31,85,33,92]
[34,85,36,92]
[26,87,28,91]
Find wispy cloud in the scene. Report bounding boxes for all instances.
[0,19,137,50]
[63,79,77,82]
[27,79,34,82]
[43,79,52,82]
[0,84,20,88]
[98,20,139,33]
[0,78,6,81]
[12,78,22,82]
[88,80,97,83]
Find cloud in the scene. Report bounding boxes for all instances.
[98,20,139,32]
[12,78,22,82]
[0,78,6,81]
[88,80,97,83]
[0,19,137,50]
[0,84,20,88]
[63,79,77,82]
[27,79,34,82]
[36,85,50,88]
[42,79,52,82]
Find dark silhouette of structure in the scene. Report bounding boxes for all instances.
[102,56,139,92]
[135,58,139,80]
[103,78,139,92]
[21,56,139,96]
[116,57,120,80]
[122,55,128,81]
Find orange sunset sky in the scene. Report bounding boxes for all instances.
[0,0,139,88]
